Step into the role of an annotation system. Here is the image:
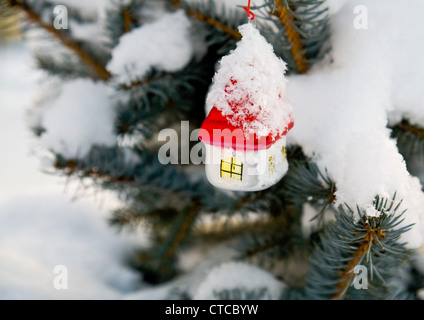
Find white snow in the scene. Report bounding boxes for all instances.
[38,79,117,159]
[206,23,293,140]
[0,42,143,299]
[126,244,240,300]
[69,20,102,43]
[0,195,142,299]
[193,262,285,299]
[107,10,193,85]
[286,0,424,248]
[365,205,381,218]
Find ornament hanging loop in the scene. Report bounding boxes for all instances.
[243,0,255,20]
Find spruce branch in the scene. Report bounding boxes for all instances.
[110,205,181,232]
[398,121,424,140]
[237,216,303,262]
[235,212,307,289]
[170,0,245,41]
[54,157,134,184]
[34,53,93,79]
[186,9,241,40]
[119,71,169,91]
[122,6,133,34]
[160,202,200,266]
[0,0,20,40]
[118,59,208,102]
[191,215,280,244]
[243,240,280,259]
[391,119,424,158]
[257,0,330,73]
[283,159,336,227]
[273,0,307,73]
[104,0,143,50]
[52,146,206,200]
[5,0,111,80]
[168,0,181,7]
[51,145,243,214]
[302,193,413,300]
[332,214,387,299]
[284,160,335,205]
[130,202,200,283]
[115,57,215,137]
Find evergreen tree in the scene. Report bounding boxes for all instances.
[4,0,424,299]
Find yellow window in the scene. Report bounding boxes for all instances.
[220,157,243,181]
[269,156,275,175]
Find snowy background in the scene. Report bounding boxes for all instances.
[0,43,144,299]
[2,0,424,299]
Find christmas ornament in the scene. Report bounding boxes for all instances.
[199,22,294,192]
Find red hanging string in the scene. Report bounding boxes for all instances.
[243,0,255,20]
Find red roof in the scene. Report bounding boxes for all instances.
[199,106,294,151]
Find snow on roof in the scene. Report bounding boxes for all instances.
[202,22,294,150]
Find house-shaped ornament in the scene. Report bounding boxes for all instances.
[199,23,294,192]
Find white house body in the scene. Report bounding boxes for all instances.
[204,136,288,192]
